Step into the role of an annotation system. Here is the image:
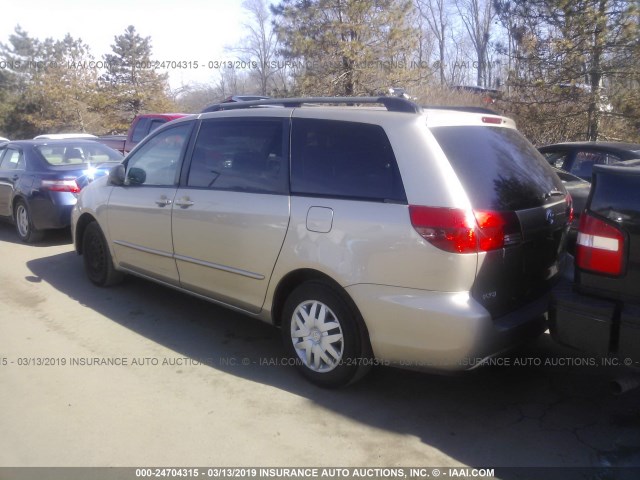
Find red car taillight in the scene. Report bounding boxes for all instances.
[409,206,521,253]
[575,213,625,276]
[409,206,477,253]
[41,179,81,193]
[474,210,521,250]
[566,193,574,224]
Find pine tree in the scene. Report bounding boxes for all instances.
[101,25,175,131]
[271,0,419,96]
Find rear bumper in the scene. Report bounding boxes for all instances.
[346,284,548,371]
[549,276,640,364]
[28,192,77,230]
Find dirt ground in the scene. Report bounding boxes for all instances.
[1,222,639,478]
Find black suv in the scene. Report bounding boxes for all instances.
[550,162,640,365]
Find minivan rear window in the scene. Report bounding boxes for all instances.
[430,126,565,211]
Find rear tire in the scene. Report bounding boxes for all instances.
[14,200,44,243]
[281,281,370,388]
[82,221,124,287]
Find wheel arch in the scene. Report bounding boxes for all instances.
[270,268,373,357]
[74,212,98,254]
[11,194,28,220]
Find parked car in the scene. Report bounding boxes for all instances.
[97,113,189,155]
[0,139,122,242]
[553,168,590,252]
[550,161,640,367]
[72,96,571,387]
[0,137,9,143]
[451,85,501,104]
[539,141,640,181]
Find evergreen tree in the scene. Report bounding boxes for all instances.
[0,27,104,137]
[271,0,420,96]
[101,25,175,132]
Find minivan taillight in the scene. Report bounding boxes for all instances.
[474,210,521,250]
[575,213,625,276]
[409,206,477,253]
[409,206,521,253]
[41,179,81,193]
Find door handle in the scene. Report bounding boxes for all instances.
[155,196,172,207]
[11,175,19,181]
[175,198,194,208]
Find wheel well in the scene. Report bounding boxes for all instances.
[272,269,332,327]
[272,268,373,358]
[74,213,97,254]
[11,196,26,219]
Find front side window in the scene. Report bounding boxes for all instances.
[290,118,406,202]
[125,123,192,186]
[187,118,287,194]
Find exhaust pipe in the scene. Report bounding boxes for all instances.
[610,376,640,395]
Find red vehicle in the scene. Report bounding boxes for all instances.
[99,113,189,155]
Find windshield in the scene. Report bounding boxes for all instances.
[35,142,123,166]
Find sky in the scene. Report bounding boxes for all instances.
[2,0,251,89]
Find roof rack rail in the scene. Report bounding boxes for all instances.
[422,105,499,115]
[201,96,422,114]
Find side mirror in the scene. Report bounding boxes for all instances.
[127,167,146,186]
[108,164,126,186]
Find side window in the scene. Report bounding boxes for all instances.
[0,148,24,170]
[605,153,622,165]
[125,123,191,186]
[570,151,613,179]
[187,118,287,194]
[130,118,150,143]
[290,118,406,202]
[148,119,166,134]
[542,151,568,170]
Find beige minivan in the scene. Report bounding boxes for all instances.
[72,97,572,387]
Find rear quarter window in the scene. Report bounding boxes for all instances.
[591,170,640,226]
[431,126,565,211]
[290,118,406,203]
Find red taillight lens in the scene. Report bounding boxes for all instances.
[575,213,625,276]
[41,179,81,193]
[410,206,521,254]
[482,116,502,124]
[474,210,521,250]
[566,193,574,224]
[409,206,477,253]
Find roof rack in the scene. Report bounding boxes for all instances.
[201,96,422,114]
[422,105,499,115]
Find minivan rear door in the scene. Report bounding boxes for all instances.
[430,125,570,319]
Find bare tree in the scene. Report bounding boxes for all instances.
[416,0,449,85]
[234,0,279,95]
[455,0,495,87]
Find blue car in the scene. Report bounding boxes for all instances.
[0,139,123,242]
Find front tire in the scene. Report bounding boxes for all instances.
[281,281,369,388]
[82,221,124,287]
[14,201,44,243]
